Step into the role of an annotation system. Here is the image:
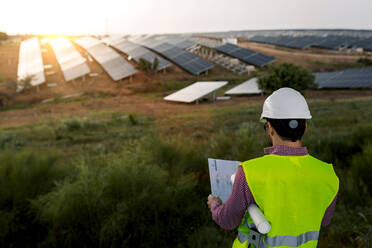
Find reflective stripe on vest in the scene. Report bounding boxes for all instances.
[265,231,319,247]
[238,230,319,247]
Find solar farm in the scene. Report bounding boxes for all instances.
[0,29,372,125]
[1,29,372,248]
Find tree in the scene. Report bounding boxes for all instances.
[257,63,316,93]
[17,75,34,92]
[138,57,159,74]
[358,57,372,66]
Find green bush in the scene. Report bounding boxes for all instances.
[64,119,83,131]
[138,57,159,74]
[18,75,35,92]
[320,204,372,248]
[34,155,201,248]
[137,134,207,175]
[357,57,372,66]
[187,225,234,248]
[350,145,372,195]
[257,62,316,93]
[0,150,72,248]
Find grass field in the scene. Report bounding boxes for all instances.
[1,37,372,247]
[1,95,372,247]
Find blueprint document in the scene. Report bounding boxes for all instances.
[208,158,240,203]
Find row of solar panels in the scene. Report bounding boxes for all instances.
[249,35,372,50]
[164,78,262,103]
[103,36,171,71]
[130,36,214,75]
[17,37,139,88]
[105,35,276,73]
[315,68,372,88]
[166,68,372,104]
[17,38,46,90]
[49,37,90,81]
[16,36,219,86]
[215,43,276,67]
[74,37,138,81]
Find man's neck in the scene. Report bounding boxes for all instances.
[272,140,302,148]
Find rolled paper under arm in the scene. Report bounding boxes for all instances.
[231,172,271,234]
[247,204,271,234]
[231,173,236,184]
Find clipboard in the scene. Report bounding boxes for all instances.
[208,158,240,203]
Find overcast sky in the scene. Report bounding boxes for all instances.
[1,0,372,35]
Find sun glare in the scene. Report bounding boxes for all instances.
[2,0,120,35]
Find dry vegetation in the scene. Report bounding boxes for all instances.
[239,41,363,72]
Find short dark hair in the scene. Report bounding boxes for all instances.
[266,118,306,142]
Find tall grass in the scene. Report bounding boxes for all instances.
[33,154,203,247]
[0,150,72,247]
[0,100,372,247]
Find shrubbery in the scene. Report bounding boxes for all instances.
[0,150,72,247]
[358,57,372,67]
[0,110,371,247]
[138,57,159,74]
[34,156,201,247]
[258,63,316,93]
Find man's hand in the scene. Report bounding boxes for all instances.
[207,194,222,210]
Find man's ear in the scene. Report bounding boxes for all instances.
[268,122,275,136]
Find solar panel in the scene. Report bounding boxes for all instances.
[225,78,263,95]
[153,43,172,52]
[351,37,372,51]
[74,37,137,81]
[131,38,214,75]
[248,35,370,51]
[17,37,45,89]
[156,36,195,49]
[162,46,185,58]
[104,37,171,71]
[164,81,228,103]
[49,37,90,81]
[315,69,372,88]
[216,43,276,67]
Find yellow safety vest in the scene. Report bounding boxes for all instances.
[232,154,339,248]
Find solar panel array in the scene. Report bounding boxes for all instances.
[157,36,195,49]
[351,37,372,51]
[216,43,276,67]
[131,36,214,75]
[49,37,90,81]
[249,35,324,49]
[225,78,263,95]
[249,35,372,50]
[17,37,45,89]
[104,37,171,71]
[315,68,372,88]
[164,81,228,103]
[74,37,137,81]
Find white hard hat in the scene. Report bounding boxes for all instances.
[260,87,312,121]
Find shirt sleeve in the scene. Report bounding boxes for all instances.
[210,166,255,230]
[321,194,338,227]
